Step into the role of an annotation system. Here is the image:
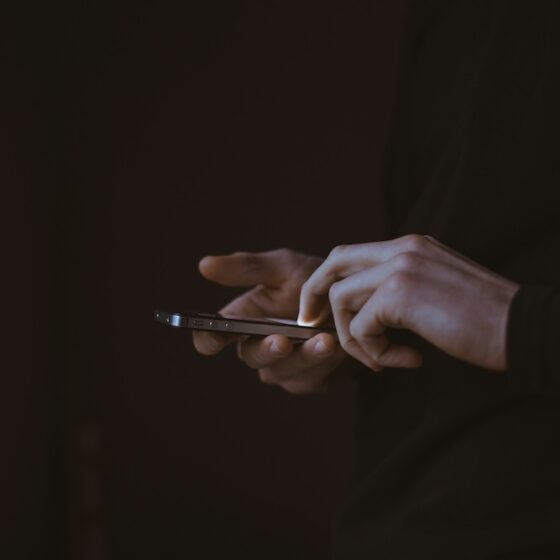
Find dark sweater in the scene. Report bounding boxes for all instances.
[335,1,560,558]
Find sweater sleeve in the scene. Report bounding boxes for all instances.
[506,284,560,395]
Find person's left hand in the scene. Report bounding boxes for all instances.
[298,234,520,373]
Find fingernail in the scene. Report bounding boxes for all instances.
[315,340,334,356]
[297,313,315,327]
[270,341,288,357]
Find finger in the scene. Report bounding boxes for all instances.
[192,284,293,357]
[375,343,423,368]
[193,330,239,355]
[304,258,410,328]
[258,333,339,381]
[217,286,271,318]
[331,304,384,372]
[237,334,294,369]
[278,350,346,395]
[352,331,423,369]
[298,235,430,325]
[263,337,346,395]
[327,256,417,314]
[320,255,427,370]
[298,244,381,325]
[349,292,423,369]
[199,249,290,288]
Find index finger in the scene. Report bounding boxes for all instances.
[298,237,420,325]
[199,249,291,289]
[296,244,377,326]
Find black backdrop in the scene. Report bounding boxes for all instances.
[21,1,406,558]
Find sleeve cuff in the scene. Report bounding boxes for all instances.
[506,284,560,394]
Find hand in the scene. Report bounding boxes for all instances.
[298,234,520,372]
[193,249,348,394]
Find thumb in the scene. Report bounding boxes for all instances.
[376,344,423,369]
[199,250,287,288]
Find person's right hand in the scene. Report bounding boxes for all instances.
[193,249,348,394]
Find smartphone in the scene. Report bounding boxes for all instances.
[154,309,337,341]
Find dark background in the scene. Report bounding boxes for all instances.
[19,0,405,558]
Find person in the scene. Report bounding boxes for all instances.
[193,1,560,557]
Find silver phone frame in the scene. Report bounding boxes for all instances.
[154,309,337,341]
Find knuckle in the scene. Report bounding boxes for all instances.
[386,271,415,297]
[402,233,427,254]
[329,244,347,259]
[348,320,363,340]
[394,251,422,272]
[273,247,295,262]
[328,281,345,306]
